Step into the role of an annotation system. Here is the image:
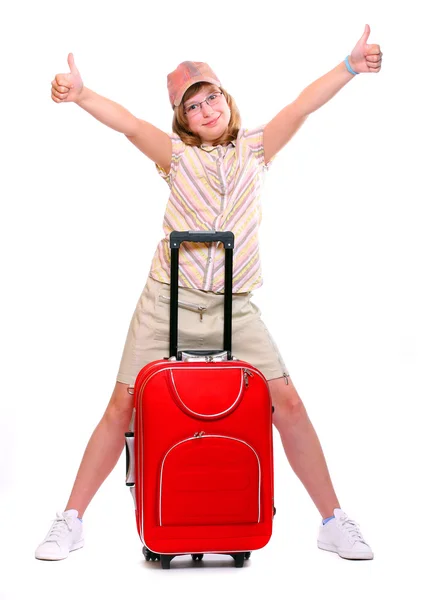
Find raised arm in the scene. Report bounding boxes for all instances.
[263,25,382,164]
[51,53,172,173]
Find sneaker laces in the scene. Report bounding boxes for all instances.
[45,513,73,542]
[338,514,367,544]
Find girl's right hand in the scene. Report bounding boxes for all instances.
[51,53,84,103]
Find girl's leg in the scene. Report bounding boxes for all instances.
[269,375,339,519]
[65,381,134,518]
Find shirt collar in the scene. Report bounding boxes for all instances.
[200,139,237,152]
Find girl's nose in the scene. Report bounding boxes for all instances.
[201,102,214,116]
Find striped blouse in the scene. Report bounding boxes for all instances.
[149,126,272,293]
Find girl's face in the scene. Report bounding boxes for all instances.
[184,85,231,144]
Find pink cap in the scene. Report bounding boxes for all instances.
[167,61,221,108]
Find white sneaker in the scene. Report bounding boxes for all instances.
[317,508,373,560]
[35,510,84,561]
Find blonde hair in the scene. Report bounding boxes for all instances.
[172,82,241,147]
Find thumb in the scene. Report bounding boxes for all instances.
[67,52,80,76]
[358,23,371,46]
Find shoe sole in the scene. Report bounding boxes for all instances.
[35,540,84,561]
[317,541,374,560]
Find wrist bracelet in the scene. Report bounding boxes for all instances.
[344,55,359,76]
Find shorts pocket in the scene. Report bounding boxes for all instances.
[153,293,209,343]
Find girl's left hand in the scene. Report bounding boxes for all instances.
[349,24,382,74]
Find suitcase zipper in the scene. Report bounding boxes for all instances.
[243,369,254,388]
[169,369,244,418]
[160,295,207,321]
[138,365,270,401]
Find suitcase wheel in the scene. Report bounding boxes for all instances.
[143,547,160,562]
[244,552,251,560]
[161,554,176,569]
[191,554,204,561]
[230,552,245,568]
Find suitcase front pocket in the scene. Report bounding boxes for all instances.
[167,367,246,420]
[159,435,261,527]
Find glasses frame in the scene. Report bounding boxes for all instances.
[184,91,223,117]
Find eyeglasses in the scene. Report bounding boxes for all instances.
[184,92,223,117]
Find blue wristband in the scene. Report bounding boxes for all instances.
[344,55,359,76]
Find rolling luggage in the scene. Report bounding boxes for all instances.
[125,231,275,569]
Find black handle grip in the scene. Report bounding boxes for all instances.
[170,230,234,249]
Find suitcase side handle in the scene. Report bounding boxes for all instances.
[124,432,135,486]
[169,230,234,360]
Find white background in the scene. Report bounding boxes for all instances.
[1,0,433,598]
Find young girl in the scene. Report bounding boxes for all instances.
[36,24,382,562]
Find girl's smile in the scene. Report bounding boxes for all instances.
[203,115,220,127]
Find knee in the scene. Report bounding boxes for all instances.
[269,378,306,426]
[104,382,134,427]
[274,395,305,425]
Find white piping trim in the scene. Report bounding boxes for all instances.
[159,434,261,526]
[143,542,261,555]
[144,545,260,556]
[138,364,269,398]
[169,369,244,418]
[159,436,197,527]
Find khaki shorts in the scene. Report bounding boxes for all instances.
[116,276,289,385]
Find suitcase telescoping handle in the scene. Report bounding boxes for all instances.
[169,230,235,360]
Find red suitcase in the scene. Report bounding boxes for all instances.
[125,231,275,569]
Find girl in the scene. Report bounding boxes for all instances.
[36,24,382,561]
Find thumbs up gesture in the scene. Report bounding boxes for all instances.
[51,53,84,103]
[348,25,383,74]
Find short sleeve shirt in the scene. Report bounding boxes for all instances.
[149,126,272,293]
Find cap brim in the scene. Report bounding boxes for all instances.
[174,76,221,107]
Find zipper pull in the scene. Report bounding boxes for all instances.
[243,368,254,388]
[198,307,206,321]
[194,431,205,438]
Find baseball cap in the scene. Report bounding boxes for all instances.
[167,61,221,108]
